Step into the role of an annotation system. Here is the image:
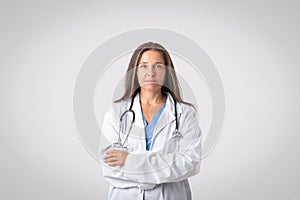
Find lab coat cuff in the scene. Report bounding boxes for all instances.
[124,150,151,170]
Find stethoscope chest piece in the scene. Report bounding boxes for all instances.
[172,129,182,139]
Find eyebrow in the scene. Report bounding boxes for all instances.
[139,61,164,64]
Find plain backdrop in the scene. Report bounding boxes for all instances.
[0,0,299,199]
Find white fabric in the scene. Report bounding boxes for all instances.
[100,93,202,200]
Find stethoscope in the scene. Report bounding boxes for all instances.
[114,93,182,149]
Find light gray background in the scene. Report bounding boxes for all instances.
[1,0,299,199]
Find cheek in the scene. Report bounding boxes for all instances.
[136,70,144,83]
[158,71,166,82]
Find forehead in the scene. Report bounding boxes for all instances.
[139,50,164,63]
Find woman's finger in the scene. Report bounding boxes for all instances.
[102,150,128,166]
[103,153,116,159]
[105,150,119,155]
[104,156,122,166]
[107,160,121,166]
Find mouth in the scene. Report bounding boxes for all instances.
[144,80,158,83]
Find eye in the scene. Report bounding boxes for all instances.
[155,63,164,69]
[139,64,148,69]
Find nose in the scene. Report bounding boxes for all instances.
[146,65,156,77]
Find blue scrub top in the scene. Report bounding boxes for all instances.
[141,102,167,151]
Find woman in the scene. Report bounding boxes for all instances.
[100,42,202,200]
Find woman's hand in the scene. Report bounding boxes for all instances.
[103,150,129,166]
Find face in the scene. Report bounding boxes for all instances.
[136,50,166,92]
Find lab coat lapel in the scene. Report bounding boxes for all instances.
[131,94,145,129]
[153,93,182,137]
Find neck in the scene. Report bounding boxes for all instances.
[139,89,165,105]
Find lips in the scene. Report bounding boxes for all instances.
[144,80,158,83]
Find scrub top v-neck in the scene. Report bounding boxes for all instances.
[141,102,167,151]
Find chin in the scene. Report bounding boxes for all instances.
[141,83,162,92]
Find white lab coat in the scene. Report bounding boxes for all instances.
[99,92,202,200]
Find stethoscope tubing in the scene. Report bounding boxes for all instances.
[118,93,180,148]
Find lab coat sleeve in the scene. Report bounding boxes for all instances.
[123,106,202,184]
[99,107,155,189]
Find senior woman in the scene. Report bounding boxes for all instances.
[100,42,202,200]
